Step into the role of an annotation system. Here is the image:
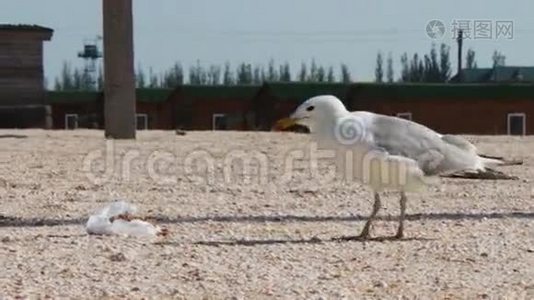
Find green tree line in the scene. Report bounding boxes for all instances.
[374,45,508,83]
[375,43,454,83]
[53,43,509,90]
[53,59,353,91]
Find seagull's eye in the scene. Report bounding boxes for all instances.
[306,106,315,112]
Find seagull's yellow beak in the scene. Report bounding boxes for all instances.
[272,117,298,131]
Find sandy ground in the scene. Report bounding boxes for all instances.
[0,129,533,299]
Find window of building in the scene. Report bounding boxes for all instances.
[136,113,148,130]
[65,114,78,130]
[507,113,526,135]
[396,112,412,120]
[212,114,227,130]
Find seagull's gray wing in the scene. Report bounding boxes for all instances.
[440,135,477,154]
[366,114,481,175]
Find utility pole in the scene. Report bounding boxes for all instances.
[456,29,463,83]
[102,0,136,139]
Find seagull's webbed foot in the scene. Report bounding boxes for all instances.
[393,191,408,240]
[336,220,373,241]
[393,229,404,239]
[358,222,372,239]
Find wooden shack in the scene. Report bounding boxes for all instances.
[0,24,53,128]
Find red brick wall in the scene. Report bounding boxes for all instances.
[51,103,101,129]
[172,93,252,130]
[253,91,301,130]
[189,98,250,130]
[136,101,174,130]
[49,87,534,135]
[354,98,534,135]
[52,100,169,130]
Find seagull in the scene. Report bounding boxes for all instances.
[273,95,509,239]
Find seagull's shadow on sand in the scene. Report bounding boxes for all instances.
[2,211,532,245]
[192,235,435,247]
[154,211,534,224]
[0,134,27,139]
[2,211,534,228]
[0,211,534,227]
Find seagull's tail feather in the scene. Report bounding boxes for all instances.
[442,134,523,168]
[443,168,518,180]
[480,155,506,168]
[479,154,523,167]
[439,154,520,180]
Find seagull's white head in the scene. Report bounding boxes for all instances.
[273,95,348,132]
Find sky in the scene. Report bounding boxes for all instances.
[2,0,534,86]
